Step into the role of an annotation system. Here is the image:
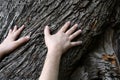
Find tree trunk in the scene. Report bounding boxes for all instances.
[0,0,120,80]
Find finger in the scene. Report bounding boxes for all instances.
[69,29,82,40]
[15,36,30,47]
[66,24,78,35]
[59,21,70,32]
[8,29,12,35]
[15,25,25,36]
[44,26,51,36]
[71,41,82,47]
[13,25,17,32]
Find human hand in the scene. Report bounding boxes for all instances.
[0,25,30,57]
[44,21,82,56]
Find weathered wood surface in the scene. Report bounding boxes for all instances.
[0,0,120,80]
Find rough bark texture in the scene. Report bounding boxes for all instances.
[0,0,120,80]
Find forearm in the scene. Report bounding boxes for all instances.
[0,44,10,59]
[0,45,5,59]
[39,50,62,80]
[39,22,82,80]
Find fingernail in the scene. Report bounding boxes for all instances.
[25,36,30,39]
[75,24,78,26]
[22,25,25,27]
[79,29,82,32]
[75,23,78,25]
[10,29,12,31]
[46,25,49,29]
[67,21,71,23]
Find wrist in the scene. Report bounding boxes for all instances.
[0,44,5,58]
[0,44,4,53]
[47,49,62,58]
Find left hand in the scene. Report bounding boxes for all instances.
[0,25,30,56]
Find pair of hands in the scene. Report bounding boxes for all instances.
[0,21,82,58]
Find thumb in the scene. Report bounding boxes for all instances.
[15,36,30,47]
[44,26,51,36]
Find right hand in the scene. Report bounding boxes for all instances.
[44,21,82,56]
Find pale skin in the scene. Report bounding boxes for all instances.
[0,25,30,59]
[39,21,82,80]
[0,22,82,80]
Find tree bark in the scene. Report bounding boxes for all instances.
[0,0,120,80]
